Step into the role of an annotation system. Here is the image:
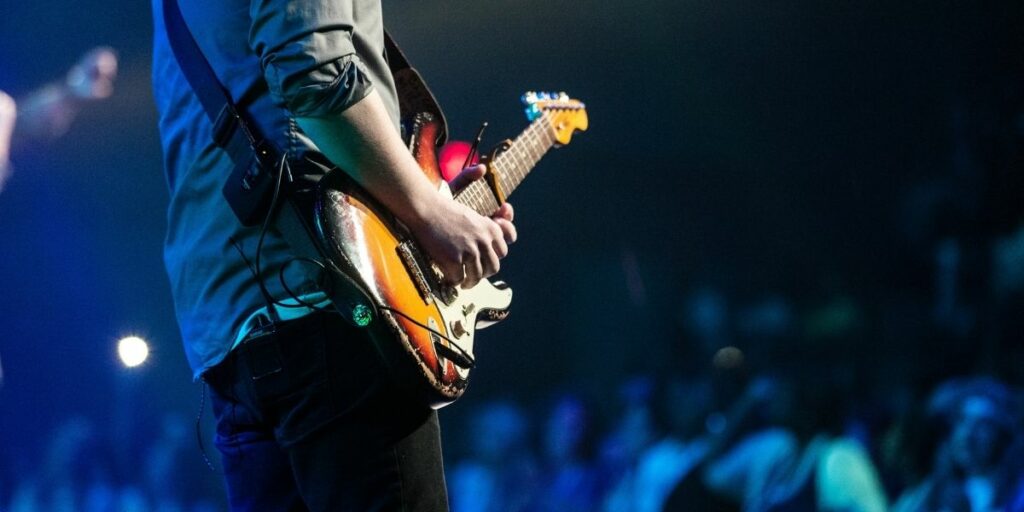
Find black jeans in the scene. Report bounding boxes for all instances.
[203,312,449,511]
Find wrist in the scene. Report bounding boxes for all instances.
[397,184,448,232]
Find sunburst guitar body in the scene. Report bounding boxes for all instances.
[313,92,588,408]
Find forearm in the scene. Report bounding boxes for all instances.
[13,47,115,140]
[253,0,512,285]
[296,89,442,229]
[15,84,79,139]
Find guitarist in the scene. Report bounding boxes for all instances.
[152,0,516,510]
[0,47,118,193]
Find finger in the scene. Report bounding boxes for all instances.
[439,259,465,286]
[492,232,509,259]
[463,250,484,289]
[488,222,509,258]
[480,242,501,279]
[448,164,486,193]
[92,47,119,78]
[493,202,515,222]
[495,218,517,245]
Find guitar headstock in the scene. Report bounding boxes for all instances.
[522,91,589,146]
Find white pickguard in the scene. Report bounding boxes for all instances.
[432,182,513,378]
[434,279,512,378]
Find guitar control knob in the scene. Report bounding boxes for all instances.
[450,320,467,339]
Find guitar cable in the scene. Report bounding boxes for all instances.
[194,382,219,473]
[209,161,477,474]
[241,152,477,369]
[378,305,476,368]
[253,154,372,317]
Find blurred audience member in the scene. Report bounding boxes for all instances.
[533,394,602,512]
[664,376,781,512]
[449,401,539,512]
[894,377,1024,512]
[6,416,138,512]
[599,375,659,512]
[0,46,117,193]
[15,47,117,139]
[0,91,16,192]
[631,375,715,512]
[667,375,888,512]
[143,413,219,512]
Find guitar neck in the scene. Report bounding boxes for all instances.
[455,113,557,216]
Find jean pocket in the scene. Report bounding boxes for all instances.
[274,314,389,447]
[249,314,329,407]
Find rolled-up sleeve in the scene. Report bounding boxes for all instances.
[249,0,373,117]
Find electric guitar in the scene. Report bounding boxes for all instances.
[313,92,588,408]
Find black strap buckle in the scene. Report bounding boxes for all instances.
[211,104,241,148]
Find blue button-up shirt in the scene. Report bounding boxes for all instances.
[151,0,400,379]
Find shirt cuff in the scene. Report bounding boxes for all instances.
[262,34,374,117]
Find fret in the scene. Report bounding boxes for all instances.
[496,113,555,198]
[456,180,500,216]
[454,111,560,216]
[525,123,542,163]
[520,137,533,170]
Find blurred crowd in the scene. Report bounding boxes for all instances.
[444,372,1023,512]
[3,361,1020,512]
[1,413,221,512]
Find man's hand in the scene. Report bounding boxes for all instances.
[447,163,518,249]
[297,91,519,291]
[18,46,118,139]
[66,47,118,100]
[0,91,15,152]
[408,164,517,289]
[0,91,17,190]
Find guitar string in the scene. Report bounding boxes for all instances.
[346,112,561,359]
[241,113,566,370]
[459,109,559,213]
[494,113,542,196]
[497,111,555,194]
[355,112,562,361]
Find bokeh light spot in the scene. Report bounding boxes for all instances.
[117,336,150,368]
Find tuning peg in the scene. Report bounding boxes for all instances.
[524,104,541,121]
[521,91,538,105]
[558,91,569,101]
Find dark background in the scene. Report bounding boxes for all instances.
[1,0,1022,505]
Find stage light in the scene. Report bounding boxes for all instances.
[117,336,150,368]
[439,140,476,182]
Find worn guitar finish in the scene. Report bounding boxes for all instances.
[314,93,588,408]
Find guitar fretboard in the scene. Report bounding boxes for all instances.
[454,113,556,216]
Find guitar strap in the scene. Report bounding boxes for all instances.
[162,0,445,326]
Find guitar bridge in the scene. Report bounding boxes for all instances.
[396,241,433,305]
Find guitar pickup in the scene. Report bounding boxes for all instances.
[396,240,459,306]
[396,241,433,305]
